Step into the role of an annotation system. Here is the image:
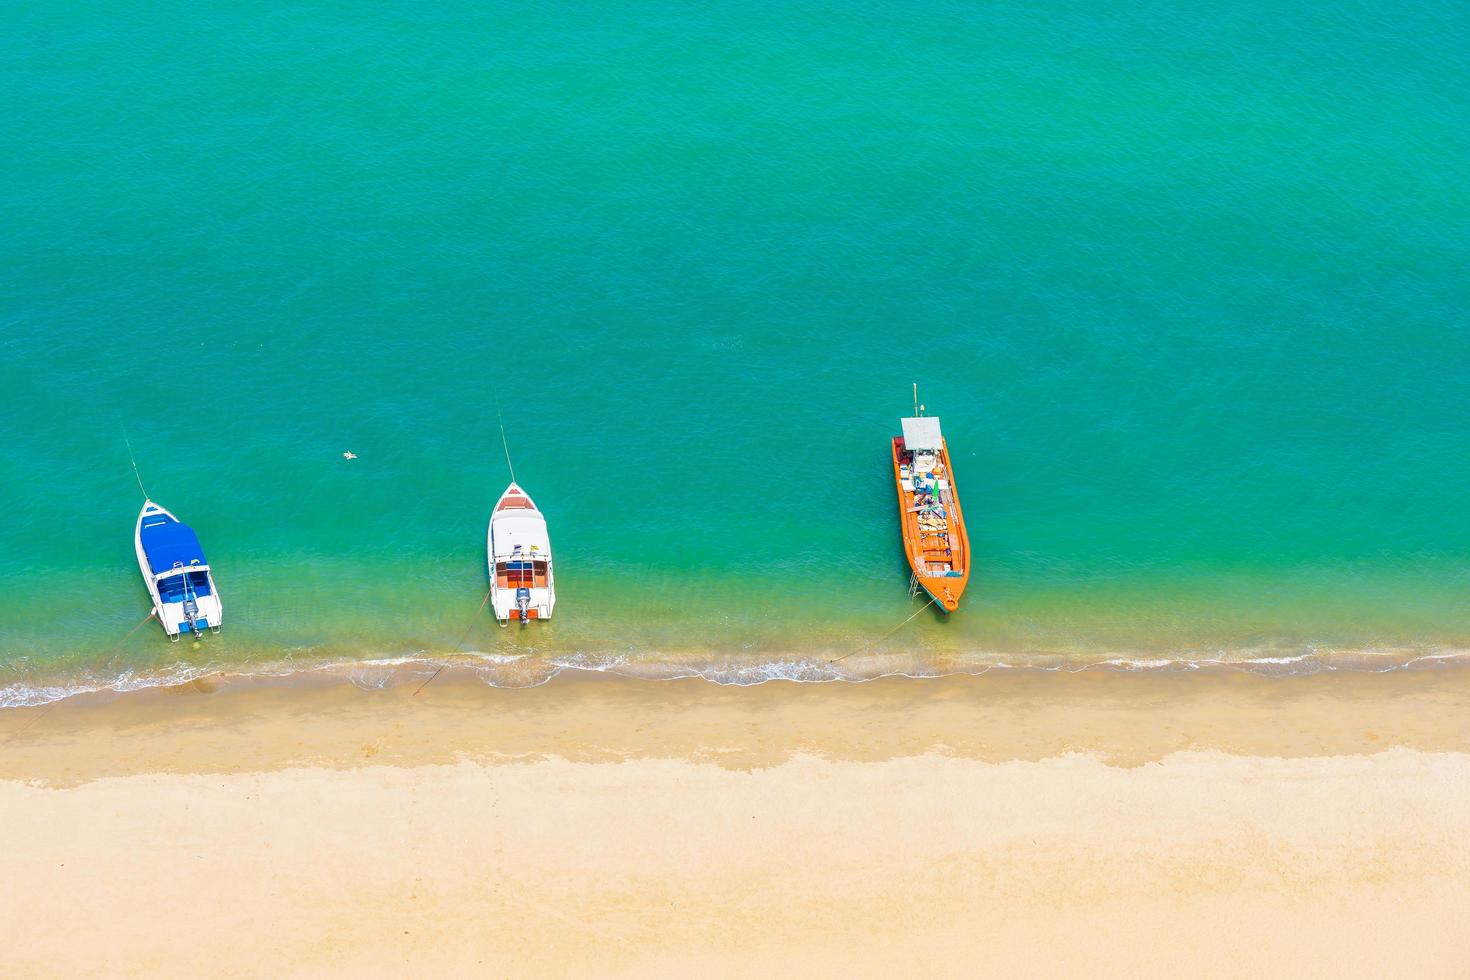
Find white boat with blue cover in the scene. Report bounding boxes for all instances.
[134,500,222,640]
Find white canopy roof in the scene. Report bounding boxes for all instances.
[491,514,551,561]
[901,416,944,452]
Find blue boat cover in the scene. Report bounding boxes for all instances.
[140,513,208,576]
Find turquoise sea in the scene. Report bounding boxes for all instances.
[3,0,1468,704]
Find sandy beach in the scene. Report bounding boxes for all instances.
[3,667,1469,977]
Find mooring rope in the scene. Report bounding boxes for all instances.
[4,610,157,746]
[827,596,938,665]
[496,403,516,486]
[123,431,149,500]
[414,391,518,697]
[411,586,495,697]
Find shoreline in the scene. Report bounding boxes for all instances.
[5,639,1470,711]
[5,668,1470,976]
[5,662,1470,780]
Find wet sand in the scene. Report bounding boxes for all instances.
[3,667,1470,977]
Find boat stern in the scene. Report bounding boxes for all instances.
[157,593,223,636]
[151,567,223,638]
[492,584,555,624]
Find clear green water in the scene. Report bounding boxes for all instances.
[3,0,1468,702]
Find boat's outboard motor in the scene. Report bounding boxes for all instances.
[515,586,531,623]
[183,593,201,637]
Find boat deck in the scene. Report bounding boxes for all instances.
[891,431,970,611]
[495,560,550,590]
[897,450,963,575]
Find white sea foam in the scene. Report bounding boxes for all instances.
[4,644,1469,710]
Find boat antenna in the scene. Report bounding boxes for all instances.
[912,383,919,417]
[497,402,517,485]
[123,431,150,500]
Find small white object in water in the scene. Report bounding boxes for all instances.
[342,451,358,460]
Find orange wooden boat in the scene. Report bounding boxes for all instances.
[891,411,970,612]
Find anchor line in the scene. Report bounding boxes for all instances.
[411,585,495,697]
[123,431,149,500]
[415,386,525,697]
[827,596,938,665]
[3,610,157,746]
[496,402,516,486]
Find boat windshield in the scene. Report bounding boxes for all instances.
[158,570,211,603]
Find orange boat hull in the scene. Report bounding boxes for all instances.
[892,436,971,612]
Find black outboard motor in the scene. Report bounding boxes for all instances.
[515,586,531,623]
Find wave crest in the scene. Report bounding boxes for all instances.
[4,643,1469,710]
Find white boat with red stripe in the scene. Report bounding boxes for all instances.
[487,483,555,624]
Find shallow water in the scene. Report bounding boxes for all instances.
[2,0,1468,704]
